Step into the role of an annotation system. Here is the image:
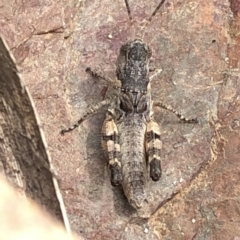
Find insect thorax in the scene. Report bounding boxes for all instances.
[116,39,152,93]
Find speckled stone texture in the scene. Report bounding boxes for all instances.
[1,0,240,239]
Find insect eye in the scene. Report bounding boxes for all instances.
[120,44,128,54]
[147,47,152,58]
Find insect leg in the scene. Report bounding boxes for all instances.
[153,101,198,123]
[101,112,122,186]
[86,67,121,92]
[86,67,115,85]
[146,120,162,181]
[60,97,111,135]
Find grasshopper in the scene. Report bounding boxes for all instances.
[61,0,197,210]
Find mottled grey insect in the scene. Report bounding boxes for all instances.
[61,0,197,210]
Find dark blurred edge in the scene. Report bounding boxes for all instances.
[0,35,70,232]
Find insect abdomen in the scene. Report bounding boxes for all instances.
[118,115,147,209]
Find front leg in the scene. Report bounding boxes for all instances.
[145,120,162,181]
[60,97,111,135]
[101,112,122,186]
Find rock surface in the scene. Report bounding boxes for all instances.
[0,36,69,228]
[1,0,240,239]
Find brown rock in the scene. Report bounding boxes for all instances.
[1,0,239,239]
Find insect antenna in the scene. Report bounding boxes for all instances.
[124,0,133,21]
[148,0,166,22]
[141,0,166,41]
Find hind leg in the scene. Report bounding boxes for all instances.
[101,112,122,186]
[154,101,198,123]
[145,120,162,181]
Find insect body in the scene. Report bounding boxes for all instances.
[61,1,197,210]
[61,39,197,209]
[101,39,162,209]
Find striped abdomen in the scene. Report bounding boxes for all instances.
[118,115,147,209]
